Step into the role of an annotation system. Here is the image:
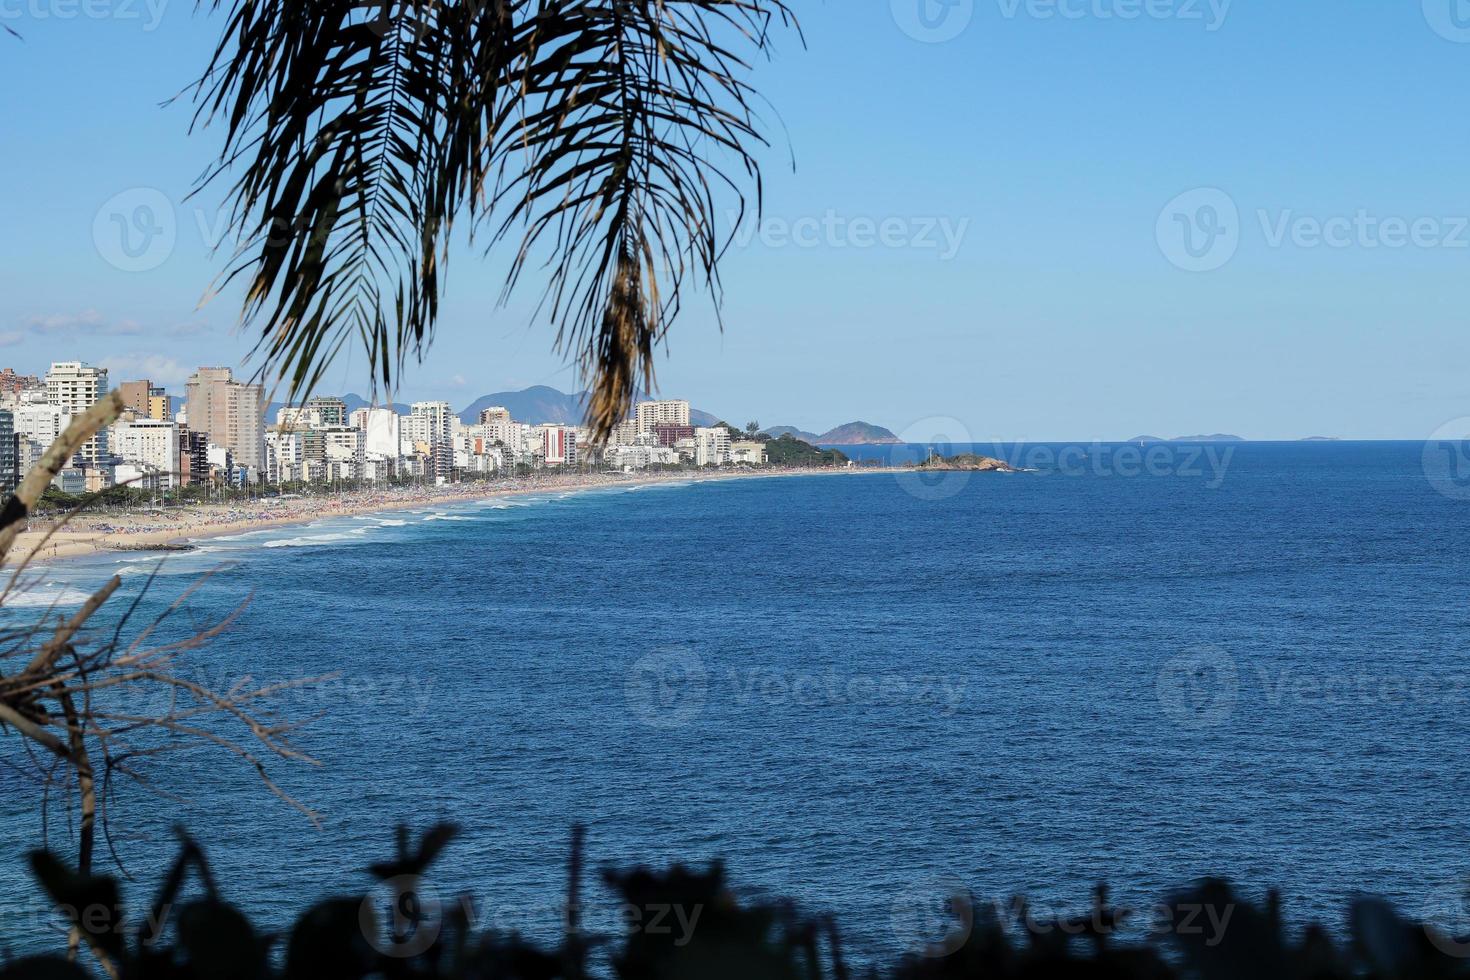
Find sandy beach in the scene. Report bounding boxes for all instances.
[6,467,857,568]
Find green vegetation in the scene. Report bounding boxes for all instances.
[763,434,848,467]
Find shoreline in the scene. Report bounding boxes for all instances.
[9,467,874,569]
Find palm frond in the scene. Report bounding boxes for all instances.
[193,0,795,438]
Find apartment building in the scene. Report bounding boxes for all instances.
[112,417,180,488]
[45,361,109,464]
[635,399,691,433]
[185,367,265,477]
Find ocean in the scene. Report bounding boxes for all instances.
[2,441,1468,962]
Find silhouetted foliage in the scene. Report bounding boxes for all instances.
[5,825,1470,979]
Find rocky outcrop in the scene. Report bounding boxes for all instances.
[915,453,1018,472]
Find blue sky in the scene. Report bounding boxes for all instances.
[2,0,1468,438]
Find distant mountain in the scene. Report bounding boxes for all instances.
[262,393,409,422]
[1129,434,1244,443]
[763,425,822,443]
[342,392,411,416]
[1300,436,1340,442]
[816,421,902,445]
[457,386,721,426]
[764,421,901,445]
[458,386,584,425]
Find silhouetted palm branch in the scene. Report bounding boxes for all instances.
[192,0,795,438]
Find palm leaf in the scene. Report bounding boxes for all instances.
[192,0,795,438]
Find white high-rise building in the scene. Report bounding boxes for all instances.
[45,361,109,464]
[266,429,303,483]
[410,401,453,445]
[635,399,691,433]
[15,402,66,447]
[538,424,578,466]
[350,407,401,460]
[694,426,731,467]
[111,418,180,489]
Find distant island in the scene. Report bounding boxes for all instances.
[1129,434,1245,443]
[916,452,1019,473]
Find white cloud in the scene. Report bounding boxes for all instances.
[25,310,105,333]
[0,332,25,348]
[22,310,142,337]
[98,354,190,385]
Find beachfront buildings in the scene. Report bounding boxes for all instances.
[45,362,109,465]
[117,379,170,422]
[731,440,769,465]
[0,410,16,493]
[307,396,348,427]
[14,400,65,473]
[112,417,179,490]
[2,355,779,493]
[350,407,401,460]
[185,367,265,475]
[693,426,732,467]
[635,399,690,433]
[305,426,365,482]
[539,425,578,466]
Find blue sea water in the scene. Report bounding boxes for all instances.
[2,441,1469,962]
